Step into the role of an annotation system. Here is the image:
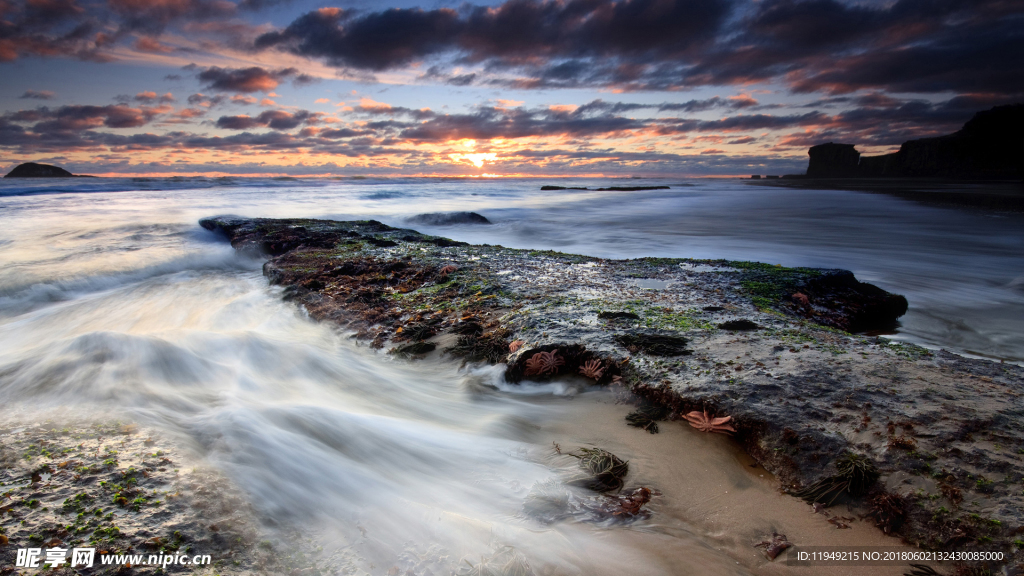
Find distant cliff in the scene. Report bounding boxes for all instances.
[805,104,1023,180]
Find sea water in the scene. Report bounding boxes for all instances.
[0,177,1020,575]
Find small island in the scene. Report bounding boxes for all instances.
[3,162,76,178]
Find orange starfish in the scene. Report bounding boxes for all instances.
[524,349,565,376]
[683,409,736,434]
[509,340,524,353]
[578,358,605,380]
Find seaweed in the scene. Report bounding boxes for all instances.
[867,492,907,534]
[568,447,629,492]
[391,342,437,356]
[792,453,879,506]
[625,404,669,434]
[447,329,510,364]
[401,323,436,341]
[456,546,533,576]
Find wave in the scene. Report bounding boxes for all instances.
[0,244,259,316]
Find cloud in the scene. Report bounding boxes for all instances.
[194,65,306,93]
[20,90,55,100]
[134,36,174,53]
[727,136,757,145]
[134,91,175,103]
[255,0,731,71]
[0,92,1010,176]
[249,0,1022,97]
[215,109,323,130]
[187,93,227,108]
[3,103,165,134]
[107,0,235,34]
[0,0,1019,105]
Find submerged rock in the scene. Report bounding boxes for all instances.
[595,185,670,191]
[406,211,491,225]
[597,311,640,320]
[718,319,760,331]
[792,270,908,332]
[4,162,73,178]
[614,333,690,356]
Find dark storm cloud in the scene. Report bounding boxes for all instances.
[683,0,1024,95]
[3,0,1020,103]
[250,0,1023,97]
[0,0,281,63]
[254,0,732,70]
[194,65,307,93]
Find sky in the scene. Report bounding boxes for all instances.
[0,0,1021,177]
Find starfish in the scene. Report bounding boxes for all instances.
[610,487,652,516]
[524,349,565,376]
[509,340,524,353]
[578,358,605,380]
[683,408,736,434]
[792,292,810,308]
[754,532,792,560]
[438,264,457,276]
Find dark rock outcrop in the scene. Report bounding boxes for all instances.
[542,185,670,191]
[789,270,909,333]
[804,104,1023,180]
[595,185,670,191]
[4,162,74,178]
[807,143,861,178]
[406,212,491,225]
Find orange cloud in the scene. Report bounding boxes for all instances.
[134,37,174,53]
[358,97,392,112]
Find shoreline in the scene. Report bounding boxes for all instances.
[198,215,1024,571]
[746,178,1024,212]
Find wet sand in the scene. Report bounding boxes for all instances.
[532,392,914,576]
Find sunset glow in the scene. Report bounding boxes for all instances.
[0,0,1020,177]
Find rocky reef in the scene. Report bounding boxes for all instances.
[4,162,74,178]
[0,420,324,575]
[201,215,1024,567]
[406,211,492,225]
[804,104,1023,180]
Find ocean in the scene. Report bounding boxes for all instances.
[0,176,1020,575]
